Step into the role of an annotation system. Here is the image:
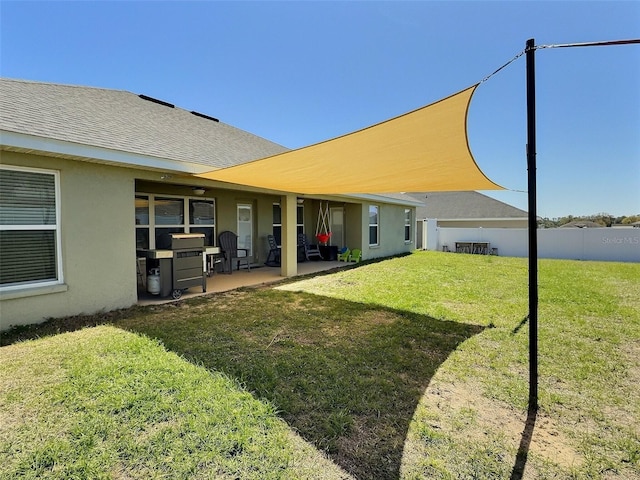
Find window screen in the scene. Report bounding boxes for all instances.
[369,205,379,246]
[0,167,60,288]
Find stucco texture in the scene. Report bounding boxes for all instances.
[0,152,138,329]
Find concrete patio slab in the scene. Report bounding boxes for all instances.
[137,260,350,306]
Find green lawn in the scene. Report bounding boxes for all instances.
[0,326,350,479]
[1,251,638,479]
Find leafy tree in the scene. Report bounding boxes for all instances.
[537,217,559,228]
[621,215,640,225]
[536,213,638,228]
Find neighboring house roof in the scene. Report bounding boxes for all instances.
[407,191,527,220]
[558,220,602,228]
[0,78,289,171]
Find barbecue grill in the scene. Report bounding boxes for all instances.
[141,233,206,299]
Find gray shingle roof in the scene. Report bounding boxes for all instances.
[0,78,288,169]
[408,191,527,219]
[558,220,602,228]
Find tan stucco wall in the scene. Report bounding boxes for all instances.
[210,190,282,264]
[361,202,415,260]
[1,151,138,330]
[344,203,362,253]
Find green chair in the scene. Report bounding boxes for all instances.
[337,247,351,262]
[349,248,362,263]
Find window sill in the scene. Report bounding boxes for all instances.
[0,283,68,301]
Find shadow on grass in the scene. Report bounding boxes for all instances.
[1,289,484,480]
[512,315,529,335]
[510,406,538,480]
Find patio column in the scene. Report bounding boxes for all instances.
[280,194,298,277]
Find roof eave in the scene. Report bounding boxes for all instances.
[1,130,211,174]
[3,130,418,205]
[342,193,424,207]
[420,217,528,221]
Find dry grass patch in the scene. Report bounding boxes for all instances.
[410,379,583,475]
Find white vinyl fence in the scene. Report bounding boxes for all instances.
[423,220,640,263]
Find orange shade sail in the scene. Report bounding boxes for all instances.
[196,84,503,194]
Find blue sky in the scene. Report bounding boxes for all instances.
[1,1,639,218]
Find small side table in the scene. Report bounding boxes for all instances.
[204,246,222,276]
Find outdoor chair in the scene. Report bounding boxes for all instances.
[218,230,251,273]
[337,247,351,262]
[456,242,472,254]
[349,248,362,263]
[473,244,486,255]
[298,233,323,261]
[265,234,281,266]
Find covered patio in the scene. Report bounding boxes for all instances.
[137,259,349,306]
[136,85,501,306]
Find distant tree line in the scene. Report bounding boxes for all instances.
[537,213,640,228]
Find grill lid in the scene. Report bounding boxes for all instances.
[169,233,204,250]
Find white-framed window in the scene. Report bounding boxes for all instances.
[189,199,216,247]
[404,208,412,243]
[297,204,304,237]
[135,195,150,249]
[135,193,215,249]
[368,205,379,246]
[154,196,185,249]
[0,165,63,290]
[272,203,304,246]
